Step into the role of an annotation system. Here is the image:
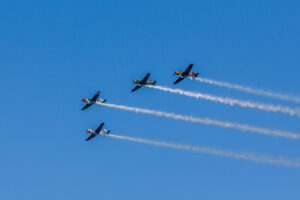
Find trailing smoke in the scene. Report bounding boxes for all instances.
[147,85,300,118]
[107,134,300,168]
[193,77,300,104]
[97,102,300,140]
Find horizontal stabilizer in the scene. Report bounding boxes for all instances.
[100,99,107,103]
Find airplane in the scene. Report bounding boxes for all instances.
[85,122,111,141]
[132,73,157,92]
[81,91,107,110]
[173,64,199,84]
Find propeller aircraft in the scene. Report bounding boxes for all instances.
[81,91,107,111]
[173,64,199,84]
[132,73,157,92]
[85,122,111,141]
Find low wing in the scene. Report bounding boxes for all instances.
[95,122,104,133]
[131,85,142,92]
[182,64,193,75]
[141,73,150,84]
[173,77,184,84]
[90,91,100,102]
[86,134,96,141]
[81,103,92,111]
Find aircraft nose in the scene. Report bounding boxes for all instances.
[82,98,86,102]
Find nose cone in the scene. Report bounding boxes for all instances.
[82,98,86,102]
[86,129,92,133]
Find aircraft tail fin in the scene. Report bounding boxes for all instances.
[153,81,157,85]
[195,72,199,77]
[100,98,107,103]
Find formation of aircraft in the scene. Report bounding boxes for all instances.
[132,73,157,92]
[173,64,199,84]
[81,91,107,111]
[85,122,111,141]
[81,63,198,141]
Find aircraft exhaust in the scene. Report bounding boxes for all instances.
[146,85,300,118]
[97,102,300,140]
[107,133,300,168]
[192,77,300,104]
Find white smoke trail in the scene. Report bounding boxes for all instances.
[97,102,300,140]
[147,85,300,118]
[107,134,300,168]
[193,77,300,104]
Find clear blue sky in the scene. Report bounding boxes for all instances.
[1,0,300,199]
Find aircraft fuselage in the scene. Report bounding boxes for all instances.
[86,129,110,135]
[174,71,198,77]
[82,98,106,104]
[133,80,156,85]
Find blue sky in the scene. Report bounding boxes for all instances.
[1,0,300,199]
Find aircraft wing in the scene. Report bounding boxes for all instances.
[173,77,184,84]
[95,122,104,133]
[81,103,92,111]
[90,91,100,102]
[86,134,96,141]
[141,73,150,84]
[182,64,193,75]
[131,85,142,92]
